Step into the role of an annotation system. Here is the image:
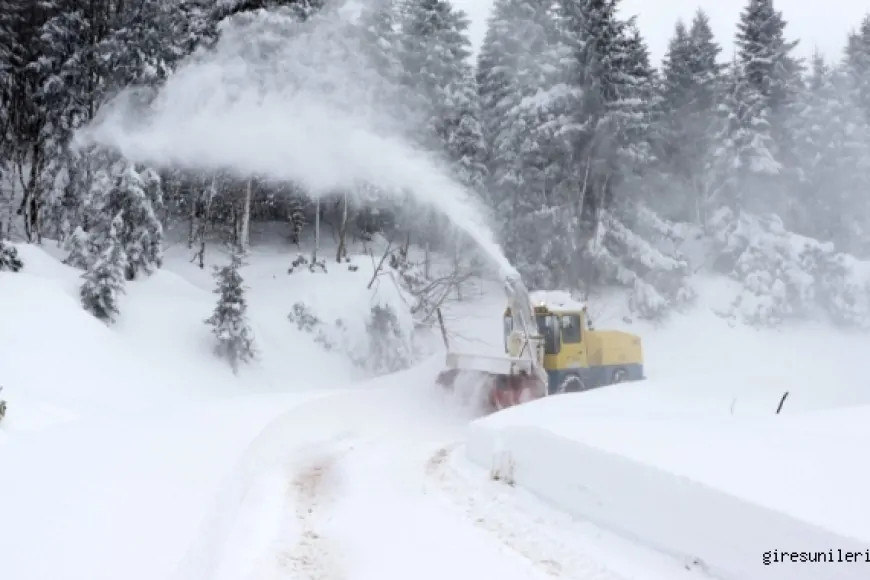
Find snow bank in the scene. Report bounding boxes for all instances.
[466,396,870,580]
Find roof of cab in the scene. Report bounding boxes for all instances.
[505,290,587,315]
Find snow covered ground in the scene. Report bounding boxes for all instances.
[2,230,870,580]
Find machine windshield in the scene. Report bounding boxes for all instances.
[535,314,560,354]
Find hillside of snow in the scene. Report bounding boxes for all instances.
[0,233,430,580]
[3,231,870,580]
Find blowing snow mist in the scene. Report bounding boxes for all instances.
[74,0,516,277]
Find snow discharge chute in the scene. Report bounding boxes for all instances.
[436,272,549,415]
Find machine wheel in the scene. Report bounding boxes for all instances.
[557,374,586,393]
[612,368,627,384]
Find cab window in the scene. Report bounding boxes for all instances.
[535,314,561,354]
[561,314,582,343]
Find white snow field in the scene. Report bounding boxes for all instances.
[2,232,870,580]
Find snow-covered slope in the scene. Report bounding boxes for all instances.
[0,237,415,580]
[3,234,870,580]
[0,236,410,434]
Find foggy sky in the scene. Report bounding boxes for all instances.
[454,0,869,66]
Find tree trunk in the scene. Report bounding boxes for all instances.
[336,191,348,263]
[188,182,197,249]
[240,177,252,253]
[191,176,216,269]
[312,197,320,263]
[453,236,463,300]
[17,148,42,243]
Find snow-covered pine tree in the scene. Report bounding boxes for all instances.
[733,0,802,217]
[611,20,658,196]
[7,0,207,244]
[789,53,870,252]
[97,159,164,280]
[396,0,488,253]
[656,10,724,223]
[550,0,634,286]
[358,0,401,81]
[397,0,486,168]
[841,15,870,254]
[658,18,694,164]
[475,0,570,284]
[444,69,488,193]
[584,19,696,319]
[2,0,73,243]
[287,193,308,245]
[845,15,870,124]
[205,248,256,374]
[703,58,780,218]
[80,212,127,324]
[475,0,561,177]
[357,0,411,137]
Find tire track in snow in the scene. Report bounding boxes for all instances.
[423,444,569,578]
[425,444,716,580]
[274,448,349,580]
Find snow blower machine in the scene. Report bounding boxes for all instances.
[435,273,645,414]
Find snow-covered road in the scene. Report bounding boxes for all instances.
[208,378,712,580]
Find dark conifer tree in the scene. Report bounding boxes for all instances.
[205,248,256,374]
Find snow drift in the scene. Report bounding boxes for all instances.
[466,410,870,580]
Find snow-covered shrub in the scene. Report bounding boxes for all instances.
[389,246,427,304]
[289,300,414,377]
[287,302,338,352]
[366,303,413,375]
[589,206,696,320]
[803,248,870,329]
[0,240,23,272]
[287,253,308,273]
[205,250,256,373]
[288,251,417,379]
[708,208,870,328]
[709,209,819,325]
[80,212,127,324]
[62,226,90,270]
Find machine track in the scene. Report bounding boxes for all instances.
[424,444,719,580]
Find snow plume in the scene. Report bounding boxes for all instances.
[72,0,517,278]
